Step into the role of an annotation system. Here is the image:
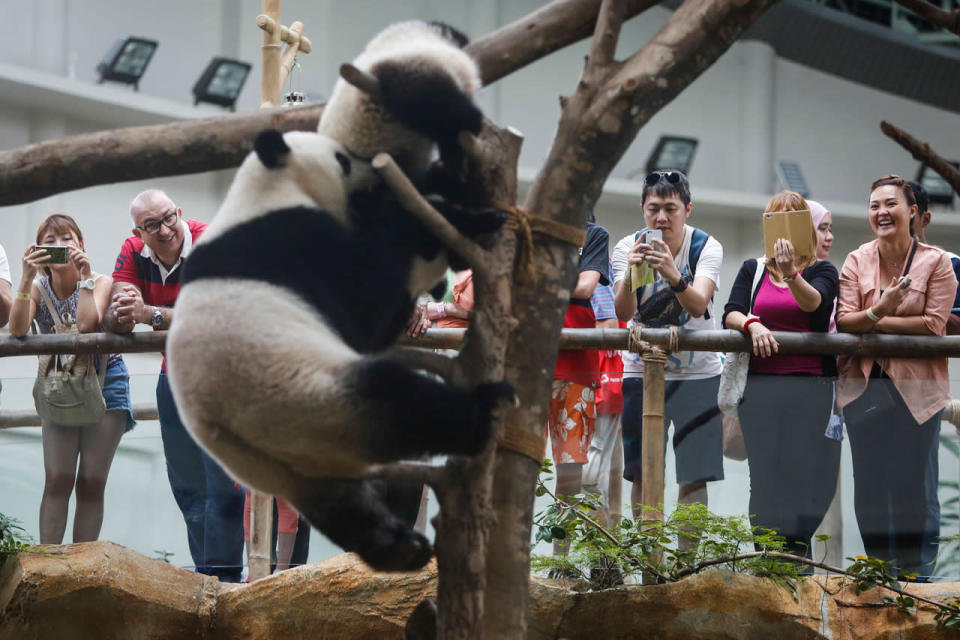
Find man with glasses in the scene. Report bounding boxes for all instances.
[612,170,724,533]
[105,189,244,582]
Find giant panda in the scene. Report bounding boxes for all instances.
[319,19,484,202]
[166,129,512,571]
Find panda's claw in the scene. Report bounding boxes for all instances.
[363,527,434,572]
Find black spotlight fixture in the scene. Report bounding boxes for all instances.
[192,58,252,111]
[96,36,158,91]
[916,163,958,205]
[645,135,699,175]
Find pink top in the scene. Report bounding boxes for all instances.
[837,240,957,424]
[749,273,824,375]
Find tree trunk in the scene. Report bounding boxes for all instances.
[483,0,777,636]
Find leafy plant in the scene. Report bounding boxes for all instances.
[530,466,960,628]
[0,513,35,567]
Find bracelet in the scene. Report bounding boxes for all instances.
[865,307,882,323]
[16,291,30,301]
[742,316,761,332]
[670,277,689,293]
[436,302,446,319]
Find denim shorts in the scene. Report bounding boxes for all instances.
[103,358,136,432]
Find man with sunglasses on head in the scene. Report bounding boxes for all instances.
[104,189,244,583]
[612,170,724,530]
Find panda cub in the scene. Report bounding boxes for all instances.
[166,130,512,571]
[319,19,484,202]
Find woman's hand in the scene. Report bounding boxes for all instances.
[640,237,682,286]
[406,304,430,338]
[746,321,779,358]
[69,247,92,279]
[774,238,796,278]
[874,276,911,318]
[20,245,50,281]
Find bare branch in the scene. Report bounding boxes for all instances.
[468,0,659,85]
[365,461,445,490]
[587,0,627,75]
[371,152,489,271]
[382,347,463,385]
[880,120,960,197]
[893,0,960,36]
[339,63,383,101]
[0,104,324,206]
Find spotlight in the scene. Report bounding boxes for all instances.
[96,37,158,91]
[916,163,958,205]
[775,161,810,198]
[645,135,699,175]
[192,58,252,111]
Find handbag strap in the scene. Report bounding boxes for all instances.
[902,238,919,277]
[34,277,71,331]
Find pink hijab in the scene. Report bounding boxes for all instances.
[808,199,830,229]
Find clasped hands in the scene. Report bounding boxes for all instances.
[111,285,145,332]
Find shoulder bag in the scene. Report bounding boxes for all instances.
[32,281,106,427]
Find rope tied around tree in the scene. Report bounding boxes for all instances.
[496,202,588,283]
[497,424,547,462]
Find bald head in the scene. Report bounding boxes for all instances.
[131,189,175,219]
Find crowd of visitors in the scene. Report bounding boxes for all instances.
[2,169,958,582]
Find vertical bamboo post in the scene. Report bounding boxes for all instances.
[640,346,667,583]
[247,0,283,581]
[260,0,282,107]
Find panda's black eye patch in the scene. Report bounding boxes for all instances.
[335,152,351,176]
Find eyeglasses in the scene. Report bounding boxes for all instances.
[136,210,179,235]
[644,171,683,187]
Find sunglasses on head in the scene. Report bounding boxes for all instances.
[645,171,683,187]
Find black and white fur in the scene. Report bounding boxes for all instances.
[319,19,484,198]
[166,130,511,571]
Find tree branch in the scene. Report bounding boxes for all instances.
[364,461,445,490]
[371,152,489,272]
[467,0,659,85]
[880,120,960,197]
[587,0,627,75]
[339,63,383,101]
[893,0,960,36]
[382,347,462,385]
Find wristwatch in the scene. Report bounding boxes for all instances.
[150,306,164,328]
[670,276,689,293]
[77,278,96,291]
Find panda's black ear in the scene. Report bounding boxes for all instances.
[254,129,291,169]
[335,152,351,176]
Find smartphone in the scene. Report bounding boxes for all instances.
[35,245,69,264]
[645,229,663,245]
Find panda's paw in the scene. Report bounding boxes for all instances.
[363,527,433,572]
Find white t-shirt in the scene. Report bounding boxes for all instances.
[612,225,723,380]
[0,243,10,284]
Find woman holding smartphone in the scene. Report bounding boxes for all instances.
[722,191,840,560]
[9,214,135,544]
[836,175,957,578]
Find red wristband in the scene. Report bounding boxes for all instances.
[742,317,761,332]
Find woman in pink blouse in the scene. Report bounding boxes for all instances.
[837,174,958,579]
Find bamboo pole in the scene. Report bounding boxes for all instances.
[640,346,667,584]
[247,0,284,581]
[259,0,282,108]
